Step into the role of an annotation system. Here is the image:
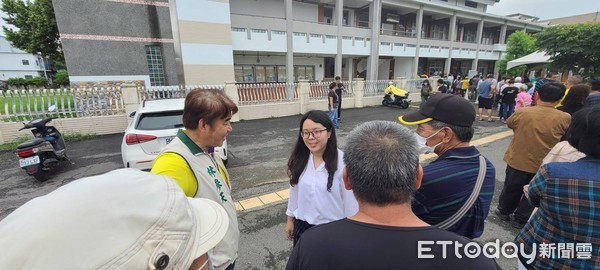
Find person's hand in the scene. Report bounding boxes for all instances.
[523,184,530,199]
[285,218,294,241]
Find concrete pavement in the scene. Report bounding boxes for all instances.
[234,134,522,270]
[0,104,523,269]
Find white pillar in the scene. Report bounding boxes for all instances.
[346,58,353,79]
[121,84,141,126]
[298,80,310,114]
[445,12,457,75]
[335,0,344,77]
[499,23,507,44]
[168,0,185,85]
[366,0,381,80]
[412,5,424,78]
[472,17,484,71]
[353,78,365,108]
[285,0,294,86]
[224,82,240,122]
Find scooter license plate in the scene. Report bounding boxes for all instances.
[19,156,40,168]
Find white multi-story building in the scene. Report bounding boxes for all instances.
[53,0,546,86]
[0,35,50,82]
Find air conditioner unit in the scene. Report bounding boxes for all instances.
[386,14,400,23]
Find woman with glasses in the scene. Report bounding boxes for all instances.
[285,110,358,246]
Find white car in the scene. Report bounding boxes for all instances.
[121,98,228,170]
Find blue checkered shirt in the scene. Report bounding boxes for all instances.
[515,159,600,269]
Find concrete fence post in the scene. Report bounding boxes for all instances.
[298,80,310,114]
[224,82,240,122]
[121,84,140,126]
[395,77,407,89]
[0,125,5,144]
[353,78,365,108]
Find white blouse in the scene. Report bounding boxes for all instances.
[285,149,359,225]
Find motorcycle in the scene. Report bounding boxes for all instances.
[382,93,411,109]
[382,82,411,109]
[15,105,68,181]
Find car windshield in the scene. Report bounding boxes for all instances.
[136,111,184,130]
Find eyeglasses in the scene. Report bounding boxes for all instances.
[300,128,329,139]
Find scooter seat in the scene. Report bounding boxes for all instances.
[17,138,46,149]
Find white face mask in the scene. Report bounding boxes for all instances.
[415,128,444,154]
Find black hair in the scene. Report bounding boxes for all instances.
[561,84,590,108]
[287,110,338,191]
[335,76,341,80]
[546,71,559,78]
[567,106,600,158]
[329,82,336,90]
[538,81,566,102]
[437,78,444,84]
[589,79,600,91]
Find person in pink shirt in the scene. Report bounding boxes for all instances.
[515,84,532,110]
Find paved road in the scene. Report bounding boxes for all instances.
[0,105,522,269]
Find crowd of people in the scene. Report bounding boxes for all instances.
[0,73,598,269]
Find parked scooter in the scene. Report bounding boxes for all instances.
[382,82,411,109]
[15,105,68,181]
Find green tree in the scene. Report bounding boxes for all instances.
[1,0,63,65]
[535,22,600,77]
[496,31,537,77]
[53,69,69,87]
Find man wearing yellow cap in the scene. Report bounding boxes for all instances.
[398,94,496,239]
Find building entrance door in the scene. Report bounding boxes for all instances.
[324,57,335,78]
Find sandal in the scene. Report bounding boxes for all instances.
[488,119,495,122]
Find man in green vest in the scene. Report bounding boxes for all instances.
[152,89,240,270]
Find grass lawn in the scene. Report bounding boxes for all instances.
[1,90,77,122]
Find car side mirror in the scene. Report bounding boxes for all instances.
[129,111,136,118]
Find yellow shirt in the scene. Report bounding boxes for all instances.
[556,87,570,108]
[151,152,229,197]
[461,79,470,90]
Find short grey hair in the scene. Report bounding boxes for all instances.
[515,77,522,83]
[428,120,474,143]
[343,121,419,205]
[567,75,583,86]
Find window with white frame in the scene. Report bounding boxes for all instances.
[465,1,478,8]
[145,45,166,86]
[295,66,314,81]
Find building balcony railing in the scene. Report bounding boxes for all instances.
[380,29,416,38]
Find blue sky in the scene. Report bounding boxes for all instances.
[1,1,598,33]
[487,0,597,20]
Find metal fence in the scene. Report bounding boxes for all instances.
[139,85,225,101]
[1,79,422,122]
[308,80,354,101]
[403,79,426,93]
[363,80,390,97]
[237,83,298,105]
[1,88,125,122]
